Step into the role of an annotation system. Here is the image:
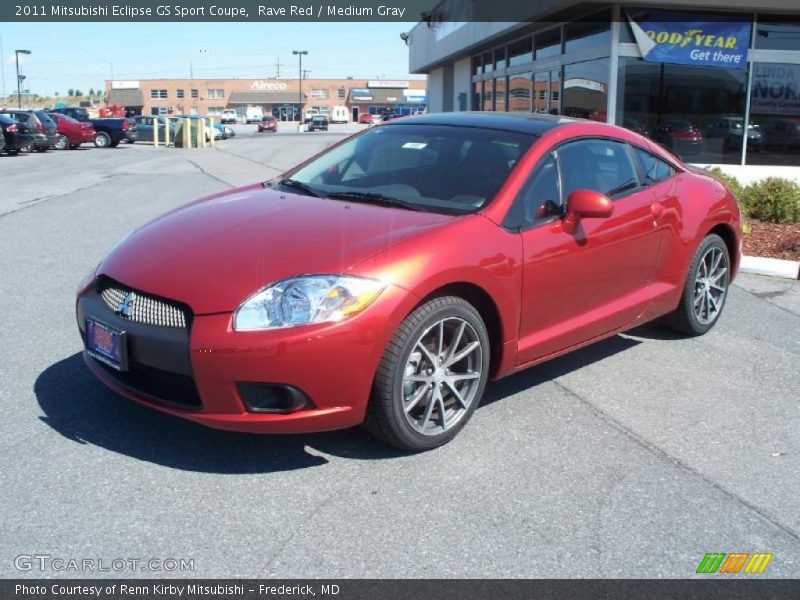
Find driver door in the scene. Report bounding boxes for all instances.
[512,138,664,365]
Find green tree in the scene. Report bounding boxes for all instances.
[88,87,95,96]
[67,89,75,97]
[74,89,83,97]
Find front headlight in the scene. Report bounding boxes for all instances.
[233,275,386,331]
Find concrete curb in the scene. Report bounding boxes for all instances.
[740,255,800,280]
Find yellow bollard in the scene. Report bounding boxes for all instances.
[183,117,190,148]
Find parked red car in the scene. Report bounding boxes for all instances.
[358,112,377,125]
[77,113,741,451]
[651,120,705,155]
[48,112,96,150]
[257,116,277,132]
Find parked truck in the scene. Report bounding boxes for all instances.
[50,106,137,148]
[245,106,263,124]
[329,105,349,124]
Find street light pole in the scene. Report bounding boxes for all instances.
[15,49,31,108]
[0,36,6,105]
[292,50,307,121]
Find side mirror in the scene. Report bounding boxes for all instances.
[563,189,613,234]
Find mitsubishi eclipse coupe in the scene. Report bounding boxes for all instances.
[77,112,741,451]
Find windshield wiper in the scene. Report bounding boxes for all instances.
[325,191,427,212]
[277,178,326,198]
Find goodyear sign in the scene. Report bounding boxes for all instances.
[626,9,751,70]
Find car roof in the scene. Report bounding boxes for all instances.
[381,111,578,136]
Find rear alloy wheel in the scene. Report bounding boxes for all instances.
[365,296,490,451]
[665,233,730,336]
[94,132,111,148]
[54,134,69,150]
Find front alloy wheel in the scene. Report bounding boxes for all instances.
[365,296,490,451]
[665,233,731,336]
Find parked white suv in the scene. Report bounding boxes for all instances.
[220,109,238,124]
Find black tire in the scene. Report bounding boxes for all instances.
[364,296,490,451]
[54,134,69,150]
[664,233,731,336]
[94,132,111,148]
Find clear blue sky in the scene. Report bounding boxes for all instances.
[0,22,420,97]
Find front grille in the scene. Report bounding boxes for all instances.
[98,277,189,328]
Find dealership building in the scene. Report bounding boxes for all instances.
[104,77,427,122]
[408,0,800,168]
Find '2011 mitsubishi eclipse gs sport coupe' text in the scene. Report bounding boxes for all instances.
[77,113,741,451]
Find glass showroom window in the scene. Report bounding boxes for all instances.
[562,59,609,120]
[746,62,800,166]
[472,80,483,111]
[494,77,507,112]
[755,17,800,51]
[472,56,482,77]
[616,57,747,165]
[482,52,494,75]
[508,38,533,68]
[535,27,561,60]
[564,10,611,52]
[483,79,495,112]
[508,72,533,112]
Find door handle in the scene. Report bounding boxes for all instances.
[650,202,665,218]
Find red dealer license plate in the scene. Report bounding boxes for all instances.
[86,318,128,371]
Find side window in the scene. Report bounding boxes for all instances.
[558,139,640,200]
[634,147,675,186]
[504,153,561,230]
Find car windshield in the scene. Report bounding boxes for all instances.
[281,124,535,215]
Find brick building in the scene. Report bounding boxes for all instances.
[105,77,427,122]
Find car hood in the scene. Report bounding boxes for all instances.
[99,184,452,314]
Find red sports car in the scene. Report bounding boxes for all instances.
[48,112,96,150]
[77,113,741,451]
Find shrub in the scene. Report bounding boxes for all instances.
[741,177,800,224]
[705,167,744,201]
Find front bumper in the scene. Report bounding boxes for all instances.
[77,279,411,433]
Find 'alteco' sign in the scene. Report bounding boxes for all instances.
[251,81,288,91]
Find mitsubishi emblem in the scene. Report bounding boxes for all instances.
[115,292,136,319]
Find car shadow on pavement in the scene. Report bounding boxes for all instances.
[36,335,640,474]
[480,333,640,406]
[34,353,411,474]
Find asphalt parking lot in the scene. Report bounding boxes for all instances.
[1,123,798,578]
